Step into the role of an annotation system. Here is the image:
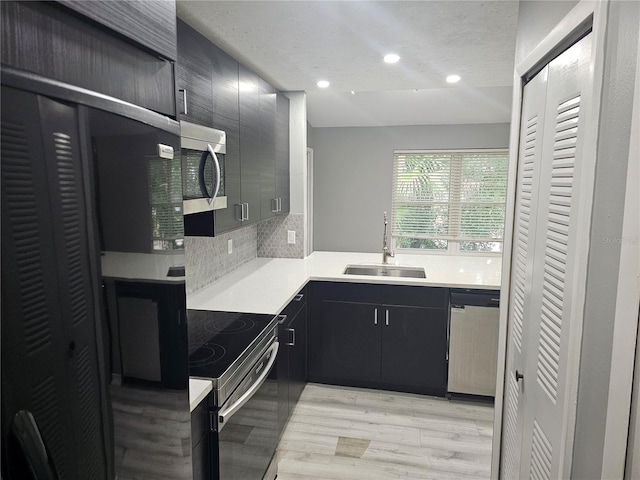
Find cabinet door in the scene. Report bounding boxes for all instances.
[2,1,175,116]
[57,0,177,60]
[321,301,381,382]
[213,113,242,234]
[275,93,290,215]
[380,306,448,394]
[288,302,307,408]
[238,65,261,224]
[276,321,290,438]
[260,78,277,220]
[176,19,213,127]
[211,44,239,121]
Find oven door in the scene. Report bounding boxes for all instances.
[212,341,279,480]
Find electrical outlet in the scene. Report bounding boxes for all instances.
[228,239,233,254]
[287,230,296,244]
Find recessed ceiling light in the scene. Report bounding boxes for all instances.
[446,74,461,83]
[350,90,355,95]
[384,53,400,64]
[317,80,330,88]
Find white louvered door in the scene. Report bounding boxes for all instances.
[501,63,549,479]
[502,32,594,479]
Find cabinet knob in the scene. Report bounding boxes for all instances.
[515,370,524,382]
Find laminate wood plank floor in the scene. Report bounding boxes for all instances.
[277,383,494,479]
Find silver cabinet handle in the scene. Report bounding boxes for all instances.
[385,309,389,326]
[244,203,249,221]
[207,144,221,206]
[277,314,287,325]
[285,328,295,346]
[374,308,378,325]
[218,342,279,430]
[294,293,304,302]
[271,198,278,212]
[179,88,187,115]
[278,198,282,212]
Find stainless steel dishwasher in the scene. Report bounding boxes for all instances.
[448,290,500,398]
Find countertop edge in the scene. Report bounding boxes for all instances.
[189,378,212,412]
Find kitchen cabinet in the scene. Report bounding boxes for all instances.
[191,397,211,480]
[277,289,308,437]
[275,93,291,215]
[260,78,278,220]
[237,65,262,225]
[308,282,448,396]
[56,0,178,61]
[1,1,175,117]
[175,22,290,234]
[176,19,214,127]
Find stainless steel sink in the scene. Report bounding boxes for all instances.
[343,264,426,278]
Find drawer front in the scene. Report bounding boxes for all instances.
[311,282,384,304]
[383,285,449,308]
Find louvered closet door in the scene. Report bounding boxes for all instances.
[502,33,594,479]
[500,64,549,479]
[1,87,110,479]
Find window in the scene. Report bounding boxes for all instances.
[391,149,509,254]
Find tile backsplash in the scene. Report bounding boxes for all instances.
[185,224,257,295]
[258,213,304,259]
[185,213,305,295]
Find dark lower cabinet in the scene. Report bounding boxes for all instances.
[277,289,308,437]
[309,282,449,396]
[191,398,211,480]
[321,301,381,383]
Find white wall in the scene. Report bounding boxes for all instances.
[311,123,510,252]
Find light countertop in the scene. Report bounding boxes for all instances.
[189,378,212,411]
[188,251,502,315]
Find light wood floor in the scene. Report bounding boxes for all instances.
[276,383,494,480]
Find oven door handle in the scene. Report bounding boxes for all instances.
[217,341,279,431]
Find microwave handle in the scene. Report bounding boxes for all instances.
[207,144,221,205]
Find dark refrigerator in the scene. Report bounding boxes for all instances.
[1,69,192,479]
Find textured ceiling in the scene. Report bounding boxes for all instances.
[176,1,520,127]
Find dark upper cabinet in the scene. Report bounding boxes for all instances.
[260,78,277,220]
[308,282,448,396]
[176,20,213,127]
[275,93,291,215]
[238,65,262,225]
[176,21,290,234]
[57,0,178,60]
[211,45,240,122]
[1,1,175,116]
[212,114,243,234]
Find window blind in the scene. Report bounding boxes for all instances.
[391,150,508,247]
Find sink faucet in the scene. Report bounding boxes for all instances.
[382,211,394,264]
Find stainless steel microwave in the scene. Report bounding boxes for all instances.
[180,121,228,215]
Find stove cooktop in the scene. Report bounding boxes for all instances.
[187,310,277,381]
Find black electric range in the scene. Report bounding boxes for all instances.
[187,309,279,407]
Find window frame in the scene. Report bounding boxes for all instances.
[391,148,509,256]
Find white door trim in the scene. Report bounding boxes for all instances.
[492,1,610,478]
[610,23,640,479]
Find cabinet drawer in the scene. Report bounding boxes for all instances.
[312,282,383,304]
[383,285,448,308]
[281,287,307,320]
